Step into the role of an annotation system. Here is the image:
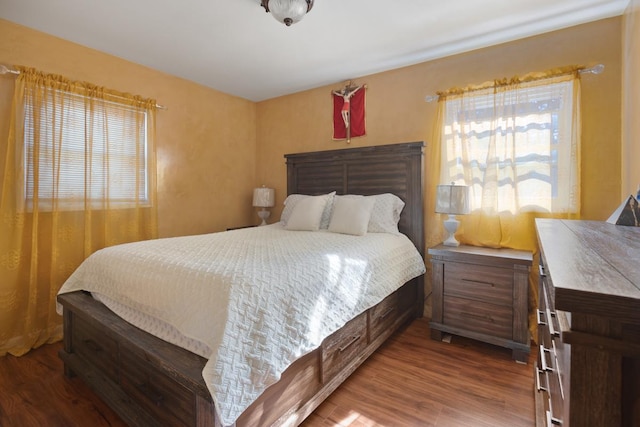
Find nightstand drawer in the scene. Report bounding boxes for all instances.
[443,295,513,340]
[444,262,513,306]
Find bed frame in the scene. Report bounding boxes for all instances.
[57,141,425,427]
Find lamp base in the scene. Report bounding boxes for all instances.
[257,208,271,226]
[442,214,461,247]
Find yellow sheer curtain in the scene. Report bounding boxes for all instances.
[427,67,582,338]
[0,67,158,356]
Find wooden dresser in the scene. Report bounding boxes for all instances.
[535,219,640,427]
[428,244,532,362]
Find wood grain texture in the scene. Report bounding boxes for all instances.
[535,219,640,427]
[321,313,368,384]
[428,245,532,362]
[443,296,513,340]
[443,262,514,306]
[535,219,640,322]
[57,280,420,427]
[0,318,536,427]
[304,317,536,427]
[0,342,128,427]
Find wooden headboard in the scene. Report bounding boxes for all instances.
[285,142,425,256]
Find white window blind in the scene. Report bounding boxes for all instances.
[23,88,149,210]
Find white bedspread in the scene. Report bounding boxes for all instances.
[57,224,426,426]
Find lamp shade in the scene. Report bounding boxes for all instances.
[253,187,275,208]
[435,183,470,215]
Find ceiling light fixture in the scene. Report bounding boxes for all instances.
[261,0,314,26]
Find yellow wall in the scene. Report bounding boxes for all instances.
[256,17,623,223]
[1,18,623,235]
[0,16,624,322]
[624,0,640,197]
[0,19,257,238]
[0,17,625,242]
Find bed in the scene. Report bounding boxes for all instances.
[56,141,426,427]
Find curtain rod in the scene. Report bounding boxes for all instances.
[0,64,167,110]
[424,63,605,103]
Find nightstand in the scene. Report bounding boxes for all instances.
[428,244,533,362]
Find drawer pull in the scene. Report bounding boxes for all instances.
[535,367,549,392]
[338,335,361,352]
[540,345,555,372]
[137,382,164,406]
[83,339,102,352]
[379,307,395,319]
[546,309,560,338]
[537,309,547,326]
[552,341,565,399]
[546,410,563,425]
[462,279,495,287]
[461,312,494,323]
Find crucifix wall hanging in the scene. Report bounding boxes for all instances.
[332,81,366,143]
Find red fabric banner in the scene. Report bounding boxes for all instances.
[333,87,365,140]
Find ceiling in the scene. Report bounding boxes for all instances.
[0,0,630,102]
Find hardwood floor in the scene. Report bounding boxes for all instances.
[0,317,535,427]
[303,318,536,427]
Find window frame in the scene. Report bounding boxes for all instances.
[21,87,152,212]
[439,76,579,215]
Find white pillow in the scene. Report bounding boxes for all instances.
[280,191,336,229]
[284,194,331,231]
[368,193,405,234]
[331,193,405,234]
[328,196,375,236]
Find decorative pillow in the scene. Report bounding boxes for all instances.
[284,194,331,231]
[331,193,405,234]
[328,196,375,236]
[280,191,336,229]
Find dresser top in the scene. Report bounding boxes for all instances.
[536,219,640,322]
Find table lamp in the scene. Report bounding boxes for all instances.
[435,183,470,246]
[253,186,275,226]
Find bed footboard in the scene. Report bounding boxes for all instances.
[57,277,421,427]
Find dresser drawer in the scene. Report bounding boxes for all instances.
[537,289,552,349]
[321,312,367,383]
[368,292,399,342]
[72,319,119,382]
[535,362,551,412]
[444,262,513,307]
[443,295,513,340]
[538,279,561,349]
[120,349,196,427]
[552,312,570,419]
[539,342,565,426]
[538,257,556,313]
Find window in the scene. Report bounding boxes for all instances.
[440,75,579,214]
[22,88,150,210]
